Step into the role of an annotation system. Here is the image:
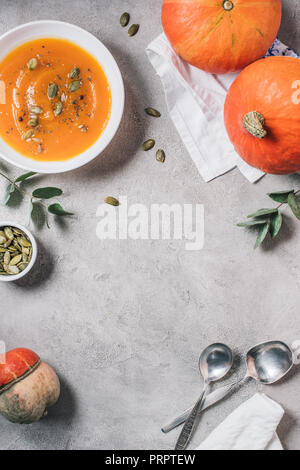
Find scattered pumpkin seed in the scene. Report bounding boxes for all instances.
[69,67,80,79]
[142,139,155,151]
[156,149,166,163]
[54,101,63,116]
[30,106,43,115]
[69,80,82,92]
[104,196,120,206]
[48,83,58,99]
[145,107,161,118]
[27,58,38,70]
[120,12,130,27]
[23,129,34,141]
[128,24,139,36]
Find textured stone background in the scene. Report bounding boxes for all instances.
[0,0,300,450]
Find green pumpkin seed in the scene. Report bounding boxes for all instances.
[120,12,130,27]
[10,254,22,266]
[4,227,14,240]
[0,236,6,245]
[30,106,43,115]
[142,139,155,151]
[29,118,39,128]
[27,58,38,70]
[48,83,58,99]
[23,129,34,141]
[128,24,139,37]
[156,149,166,163]
[4,251,10,265]
[54,101,63,116]
[69,80,81,92]
[69,67,80,79]
[18,237,31,248]
[18,263,28,272]
[7,265,19,275]
[104,196,120,206]
[145,107,161,118]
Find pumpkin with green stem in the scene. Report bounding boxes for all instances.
[162,0,282,74]
[224,56,300,174]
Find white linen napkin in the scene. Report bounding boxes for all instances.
[146,37,299,183]
[196,393,284,450]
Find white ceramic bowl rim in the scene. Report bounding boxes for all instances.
[0,221,37,282]
[0,20,125,173]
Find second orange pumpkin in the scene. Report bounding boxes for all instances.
[162,0,282,74]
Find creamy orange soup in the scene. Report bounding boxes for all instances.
[0,38,112,161]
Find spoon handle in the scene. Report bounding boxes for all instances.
[175,384,209,450]
[162,378,246,434]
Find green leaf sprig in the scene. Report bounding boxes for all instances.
[237,189,300,248]
[0,170,73,228]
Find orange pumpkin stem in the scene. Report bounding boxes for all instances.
[243,111,267,139]
[223,1,234,11]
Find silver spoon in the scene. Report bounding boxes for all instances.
[174,343,233,450]
[164,340,300,435]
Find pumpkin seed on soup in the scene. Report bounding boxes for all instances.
[120,12,130,27]
[54,101,63,116]
[27,58,38,70]
[30,106,43,115]
[128,24,139,37]
[69,67,80,79]
[48,83,58,99]
[29,118,39,128]
[23,129,34,140]
[69,80,81,92]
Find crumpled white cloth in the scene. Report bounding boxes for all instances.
[146,36,299,183]
[196,394,284,450]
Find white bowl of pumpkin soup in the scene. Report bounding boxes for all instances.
[0,21,124,173]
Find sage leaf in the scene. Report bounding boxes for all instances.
[288,192,300,220]
[268,190,294,203]
[48,203,73,216]
[270,212,283,239]
[30,201,45,230]
[237,219,269,227]
[247,208,278,218]
[32,187,63,199]
[15,172,37,183]
[254,222,270,249]
[2,184,14,206]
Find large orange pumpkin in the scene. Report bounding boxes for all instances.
[224,56,300,174]
[162,0,282,74]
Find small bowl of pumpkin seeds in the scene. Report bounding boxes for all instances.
[0,222,37,282]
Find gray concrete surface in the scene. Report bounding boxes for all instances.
[0,0,300,450]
